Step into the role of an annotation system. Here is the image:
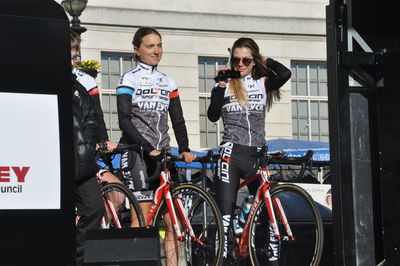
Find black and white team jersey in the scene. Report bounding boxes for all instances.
[208,58,291,148]
[116,62,189,154]
[73,68,98,95]
[73,67,108,142]
[221,76,267,147]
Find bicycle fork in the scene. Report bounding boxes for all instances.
[101,197,122,229]
[148,170,203,245]
[261,170,294,241]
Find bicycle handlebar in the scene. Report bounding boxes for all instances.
[267,149,314,181]
[146,149,216,183]
[97,143,141,155]
[97,143,317,183]
[267,149,313,166]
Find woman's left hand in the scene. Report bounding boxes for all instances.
[105,141,118,153]
[180,152,197,164]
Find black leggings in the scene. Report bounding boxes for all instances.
[215,142,260,258]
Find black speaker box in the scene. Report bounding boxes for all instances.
[84,227,160,265]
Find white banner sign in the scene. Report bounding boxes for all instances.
[295,183,332,209]
[0,92,61,209]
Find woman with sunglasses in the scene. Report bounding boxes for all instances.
[207,37,291,265]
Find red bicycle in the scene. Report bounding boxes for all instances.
[146,149,224,265]
[227,147,324,266]
[97,143,145,229]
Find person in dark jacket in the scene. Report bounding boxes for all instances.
[71,32,104,266]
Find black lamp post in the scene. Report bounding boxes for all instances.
[61,0,88,36]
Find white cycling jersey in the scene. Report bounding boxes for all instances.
[116,62,182,150]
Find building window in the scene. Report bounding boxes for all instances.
[291,62,329,142]
[100,53,135,141]
[101,53,135,90]
[198,57,228,148]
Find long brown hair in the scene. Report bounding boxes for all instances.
[132,27,162,61]
[230,37,281,111]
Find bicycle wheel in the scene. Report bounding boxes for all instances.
[101,182,145,228]
[249,183,323,266]
[151,184,224,266]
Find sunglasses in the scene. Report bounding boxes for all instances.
[231,57,253,67]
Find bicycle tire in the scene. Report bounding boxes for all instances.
[101,182,145,228]
[151,183,224,266]
[249,183,323,266]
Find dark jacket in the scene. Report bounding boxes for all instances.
[72,74,99,181]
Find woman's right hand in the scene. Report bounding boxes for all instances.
[149,149,164,161]
[215,67,229,88]
[149,150,161,157]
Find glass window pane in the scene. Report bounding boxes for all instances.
[292,100,298,117]
[200,133,207,148]
[298,101,308,117]
[320,119,329,134]
[200,116,207,132]
[207,120,217,133]
[292,118,298,134]
[293,134,299,140]
[319,82,328,96]
[208,132,218,147]
[298,64,307,80]
[111,114,119,129]
[319,64,327,81]
[109,56,120,74]
[291,65,297,80]
[311,135,320,142]
[101,74,110,90]
[291,80,297,95]
[311,118,319,134]
[198,78,206,93]
[299,135,309,141]
[217,60,227,68]
[122,58,133,72]
[101,94,110,111]
[309,64,318,80]
[321,135,329,142]
[198,61,205,78]
[103,113,110,129]
[199,97,206,115]
[110,95,117,112]
[110,130,121,142]
[110,74,120,89]
[206,61,215,78]
[310,81,318,96]
[310,101,319,117]
[298,81,307,96]
[101,56,109,73]
[206,78,215,93]
[320,101,328,117]
[299,118,309,134]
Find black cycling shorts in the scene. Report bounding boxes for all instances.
[120,150,159,202]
